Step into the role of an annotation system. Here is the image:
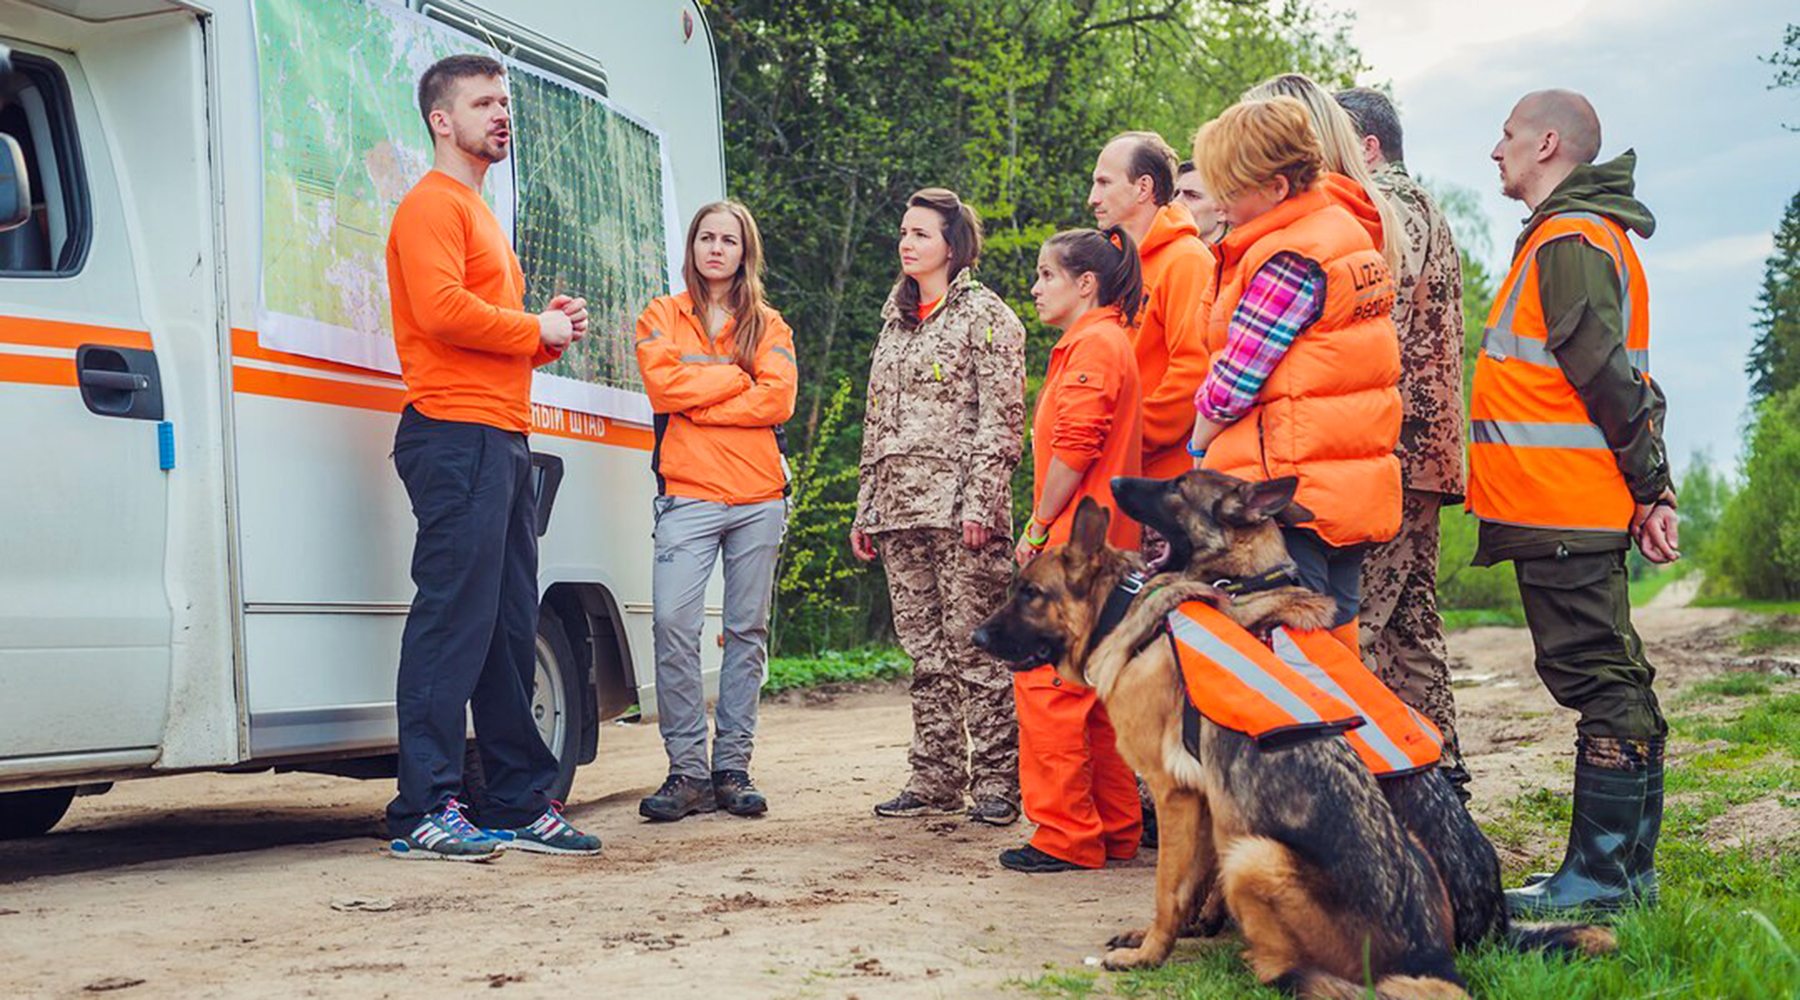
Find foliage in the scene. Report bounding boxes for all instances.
[1768,21,1800,129]
[764,645,910,694]
[709,0,1366,652]
[1748,190,1800,404]
[1713,388,1800,599]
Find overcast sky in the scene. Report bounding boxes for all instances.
[1330,0,1800,475]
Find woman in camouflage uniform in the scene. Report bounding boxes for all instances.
[851,188,1027,826]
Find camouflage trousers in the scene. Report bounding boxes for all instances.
[878,527,1019,806]
[1359,488,1463,769]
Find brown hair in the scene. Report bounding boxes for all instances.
[892,188,983,329]
[417,53,505,137]
[1244,73,1403,271]
[1108,131,1180,206]
[1191,97,1323,209]
[1042,226,1144,327]
[681,200,769,374]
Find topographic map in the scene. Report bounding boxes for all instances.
[254,0,671,406]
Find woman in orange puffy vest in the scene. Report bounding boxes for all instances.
[633,201,797,823]
[1185,97,1403,653]
[1004,226,1145,873]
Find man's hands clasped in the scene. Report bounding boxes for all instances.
[539,294,590,353]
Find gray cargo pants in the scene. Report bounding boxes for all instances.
[651,495,786,780]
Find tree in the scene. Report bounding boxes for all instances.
[1747,191,1800,404]
[1768,21,1799,129]
[1713,389,1800,599]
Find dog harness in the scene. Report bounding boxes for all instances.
[1167,600,1444,777]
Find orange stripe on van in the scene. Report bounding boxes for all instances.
[0,351,76,387]
[0,315,153,351]
[232,364,409,413]
[229,328,402,382]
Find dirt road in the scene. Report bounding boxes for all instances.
[0,594,1752,999]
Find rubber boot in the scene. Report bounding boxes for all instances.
[1625,739,1663,906]
[1505,736,1647,918]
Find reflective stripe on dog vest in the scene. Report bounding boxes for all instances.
[1167,601,1363,745]
[1268,627,1444,777]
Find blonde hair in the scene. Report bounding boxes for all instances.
[1190,97,1323,213]
[1244,73,1403,271]
[681,200,769,375]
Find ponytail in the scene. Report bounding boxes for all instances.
[1043,225,1145,326]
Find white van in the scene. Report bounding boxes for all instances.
[0,0,726,837]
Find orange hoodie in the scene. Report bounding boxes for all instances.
[1132,203,1216,479]
[1318,173,1386,254]
[1033,306,1144,550]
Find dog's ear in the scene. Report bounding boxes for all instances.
[1226,477,1312,526]
[1070,497,1111,555]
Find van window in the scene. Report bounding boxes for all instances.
[0,52,91,275]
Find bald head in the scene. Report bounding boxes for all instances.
[1515,89,1602,165]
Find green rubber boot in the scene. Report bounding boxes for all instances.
[1505,737,1648,918]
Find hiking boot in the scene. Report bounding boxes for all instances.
[999,844,1085,873]
[712,770,768,817]
[1505,736,1650,918]
[638,774,717,822]
[872,790,962,818]
[389,798,504,862]
[506,802,602,855]
[967,797,1020,826]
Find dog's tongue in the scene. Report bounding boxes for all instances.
[1141,528,1171,572]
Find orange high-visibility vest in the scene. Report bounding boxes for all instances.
[1167,601,1363,745]
[1267,627,1443,778]
[1468,211,1651,532]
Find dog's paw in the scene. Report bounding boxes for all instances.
[1184,895,1230,938]
[1104,927,1147,949]
[1101,945,1164,971]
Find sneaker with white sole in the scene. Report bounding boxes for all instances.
[505,802,602,856]
[388,799,504,862]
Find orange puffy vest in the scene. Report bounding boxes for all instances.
[1468,212,1651,532]
[1168,601,1443,778]
[1203,183,1402,546]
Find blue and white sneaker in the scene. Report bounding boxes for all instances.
[388,798,505,862]
[504,801,602,856]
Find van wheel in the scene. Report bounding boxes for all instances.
[530,606,584,804]
[0,786,76,839]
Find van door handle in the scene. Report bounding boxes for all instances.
[79,369,150,392]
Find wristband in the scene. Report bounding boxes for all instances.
[1024,517,1051,547]
[1186,441,1207,458]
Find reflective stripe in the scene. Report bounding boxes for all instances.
[1269,629,1414,773]
[1558,212,1634,349]
[1168,612,1325,725]
[1483,212,1647,375]
[772,345,797,366]
[1628,348,1649,371]
[1481,326,1556,368]
[680,353,734,364]
[637,328,664,343]
[1470,419,1608,450]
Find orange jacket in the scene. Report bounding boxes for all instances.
[1134,204,1217,479]
[1033,306,1143,550]
[1468,211,1651,532]
[635,292,798,505]
[386,170,561,433]
[1203,181,1402,547]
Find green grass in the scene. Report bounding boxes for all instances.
[1628,567,1682,607]
[1016,675,1800,1000]
[1738,624,1800,655]
[1442,607,1527,630]
[764,646,910,695]
[1693,596,1800,615]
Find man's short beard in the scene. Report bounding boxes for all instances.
[454,125,508,164]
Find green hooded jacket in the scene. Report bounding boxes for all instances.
[1474,150,1671,566]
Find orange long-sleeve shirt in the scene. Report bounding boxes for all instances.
[635,292,798,505]
[1133,203,1216,479]
[386,169,558,433]
[1033,306,1143,550]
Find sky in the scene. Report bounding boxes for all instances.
[1329,0,1800,475]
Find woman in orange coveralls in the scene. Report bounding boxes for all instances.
[1002,226,1146,873]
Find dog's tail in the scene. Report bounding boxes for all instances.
[1271,969,1469,1000]
[1507,921,1618,957]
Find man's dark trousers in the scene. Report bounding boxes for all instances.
[386,405,559,838]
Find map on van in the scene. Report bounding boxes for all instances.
[253,0,674,422]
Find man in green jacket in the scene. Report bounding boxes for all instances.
[1478,89,1680,918]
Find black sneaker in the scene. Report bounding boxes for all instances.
[967,798,1020,826]
[873,790,963,818]
[999,844,1085,873]
[712,770,768,817]
[639,774,717,822]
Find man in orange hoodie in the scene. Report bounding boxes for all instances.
[1088,131,1215,481]
[383,55,599,861]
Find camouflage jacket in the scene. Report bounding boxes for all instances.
[1373,162,1466,498]
[853,269,1026,535]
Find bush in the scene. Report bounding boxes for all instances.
[1713,387,1800,599]
[1435,504,1522,613]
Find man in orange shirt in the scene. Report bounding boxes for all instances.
[1088,131,1215,481]
[383,54,599,861]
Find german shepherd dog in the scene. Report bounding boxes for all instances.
[972,478,1614,998]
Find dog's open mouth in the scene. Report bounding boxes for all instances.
[1142,527,1172,572]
